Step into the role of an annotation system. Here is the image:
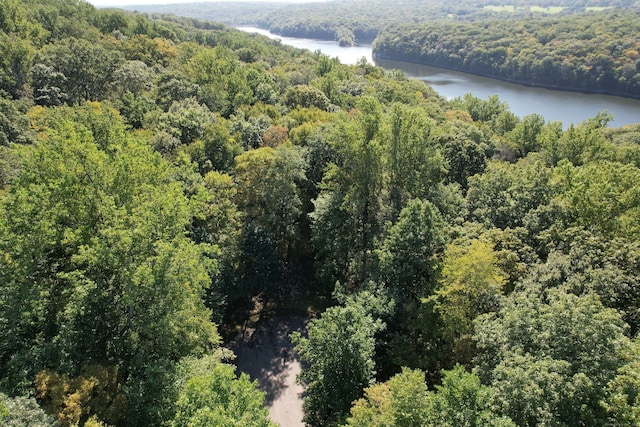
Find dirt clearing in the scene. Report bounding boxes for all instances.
[229,311,308,427]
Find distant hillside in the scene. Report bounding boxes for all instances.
[123,0,640,45]
[374,10,640,98]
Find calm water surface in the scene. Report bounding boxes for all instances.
[238,26,640,127]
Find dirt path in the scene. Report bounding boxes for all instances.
[230,312,308,427]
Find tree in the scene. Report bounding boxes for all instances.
[377,199,446,300]
[603,340,640,425]
[423,365,515,427]
[151,97,216,145]
[0,393,56,427]
[291,300,382,426]
[432,239,506,365]
[34,364,125,426]
[0,104,220,424]
[234,143,306,258]
[0,95,33,146]
[0,33,34,98]
[111,60,155,95]
[553,160,640,239]
[449,94,508,124]
[506,113,545,158]
[437,121,489,189]
[474,289,631,426]
[186,46,252,116]
[311,97,384,287]
[34,38,122,104]
[283,85,331,111]
[386,103,446,217]
[466,158,552,230]
[345,368,429,427]
[170,357,275,427]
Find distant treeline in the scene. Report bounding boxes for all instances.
[374,10,640,97]
[129,0,640,46]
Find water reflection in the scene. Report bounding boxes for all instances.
[238,26,640,127]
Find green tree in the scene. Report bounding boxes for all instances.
[432,239,506,365]
[283,84,331,111]
[0,33,34,98]
[234,143,306,258]
[311,97,384,287]
[151,97,216,146]
[0,104,219,424]
[377,199,446,300]
[386,103,446,217]
[603,340,640,425]
[474,289,631,426]
[423,365,515,427]
[0,393,56,427]
[34,38,122,104]
[111,60,155,95]
[345,368,429,427]
[292,301,382,426]
[436,121,489,189]
[506,113,545,158]
[170,357,275,427]
[553,160,640,239]
[466,158,552,230]
[449,94,508,124]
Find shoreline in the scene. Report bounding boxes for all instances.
[373,52,640,101]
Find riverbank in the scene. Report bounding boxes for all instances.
[373,53,640,101]
[238,26,640,127]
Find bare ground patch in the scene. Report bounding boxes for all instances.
[229,309,309,427]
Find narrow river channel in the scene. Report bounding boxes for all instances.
[238,26,640,128]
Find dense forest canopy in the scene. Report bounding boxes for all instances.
[374,10,640,97]
[128,0,640,46]
[1,0,640,426]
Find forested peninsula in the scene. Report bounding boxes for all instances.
[373,10,640,98]
[2,0,640,426]
[129,0,640,47]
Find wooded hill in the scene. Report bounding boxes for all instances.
[129,0,640,46]
[1,0,640,426]
[374,10,640,97]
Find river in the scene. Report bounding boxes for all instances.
[238,26,640,128]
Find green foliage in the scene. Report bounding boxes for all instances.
[0,392,57,427]
[386,103,446,214]
[423,365,515,427]
[0,33,34,98]
[1,2,639,426]
[234,144,306,257]
[33,37,122,104]
[432,239,505,365]
[0,95,33,146]
[553,159,640,238]
[151,97,216,146]
[170,357,275,427]
[603,340,640,425]
[377,199,446,300]
[450,94,508,125]
[475,289,631,425]
[345,368,429,427]
[283,85,331,111]
[292,298,383,426]
[466,158,552,230]
[0,104,219,424]
[375,11,640,97]
[436,120,490,188]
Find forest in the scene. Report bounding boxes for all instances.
[373,10,640,97]
[1,0,640,426]
[129,0,640,46]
